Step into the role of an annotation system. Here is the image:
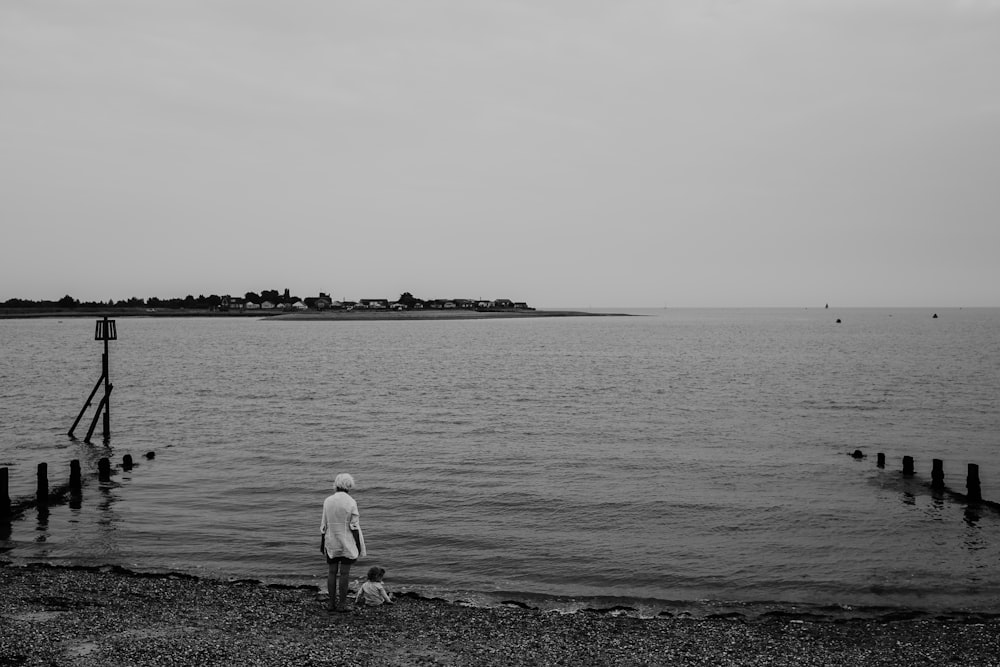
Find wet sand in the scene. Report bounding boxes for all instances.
[2,562,997,666]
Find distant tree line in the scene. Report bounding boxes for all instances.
[2,289,298,311]
[2,290,529,312]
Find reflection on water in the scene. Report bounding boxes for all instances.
[929,495,945,520]
[97,485,120,528]
[34,506,49,541]
[3,465,127,563]
[963,506,987,553]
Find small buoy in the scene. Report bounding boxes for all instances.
[144,451,155,460]
[932,313,938,319]
[852,449,864,459]
[835,318,841,324]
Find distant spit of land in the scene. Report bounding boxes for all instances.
[266,309,630,321]
[0,307,631,321]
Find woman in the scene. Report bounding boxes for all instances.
[319,472,366,612]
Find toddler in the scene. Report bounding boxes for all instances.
[355,566,393,607]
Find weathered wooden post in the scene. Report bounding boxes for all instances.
[1,467,10,519]
[70,460,82,494]
[902,456,915,476]
[931,459,945,490]
[877,453,885,468]
[68,317,117,442]
[98,457,111,483]
[122,454,133,471]
[967,463,982,502]
[98,317,113,438]
[37,463,49,505]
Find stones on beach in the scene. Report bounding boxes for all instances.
[706,611,747,621]
[499,600,537,610]
[5,564,1000,666]
[581,605,639,616]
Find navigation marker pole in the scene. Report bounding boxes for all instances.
[68,317,117,443]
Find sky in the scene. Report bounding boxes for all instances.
[2,1,999,308]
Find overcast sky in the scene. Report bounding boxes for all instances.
[2,1,998,307]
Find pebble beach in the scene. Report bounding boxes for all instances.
[2,562,999,666]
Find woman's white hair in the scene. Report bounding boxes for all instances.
[334,473,355,491]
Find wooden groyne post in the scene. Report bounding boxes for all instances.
[873,452,992,507]
[968,463,982,502]
[902,456,915,476]
[2,455,149,519]
[36,463,49,506]
[931,459,945,490]
[1,467,10,520]
[68,317,117,443]
[70,460,82,494]
[98,458,112,483]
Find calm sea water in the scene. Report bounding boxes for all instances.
[2,308,999,617]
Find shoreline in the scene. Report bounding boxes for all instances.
[3,554,997,624]
[3,562,999,666]
[0,308,631,321]
[265,309,631,321]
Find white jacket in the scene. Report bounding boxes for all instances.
[320,491,367,559]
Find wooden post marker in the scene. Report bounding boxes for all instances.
[902,456,915,476]
[967,463,982,502]
[36,463,49,505]
[931,459,945,490]
[122,454,133,471]
[1,467,10,519]
[68,317,117,442]
[877,453,885,468]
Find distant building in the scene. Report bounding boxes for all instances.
[304,296,331,310]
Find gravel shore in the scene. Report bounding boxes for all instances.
[2,562,998,666]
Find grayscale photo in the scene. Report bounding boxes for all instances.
[2,2,999,665]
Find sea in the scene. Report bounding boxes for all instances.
[1,308,999,619]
